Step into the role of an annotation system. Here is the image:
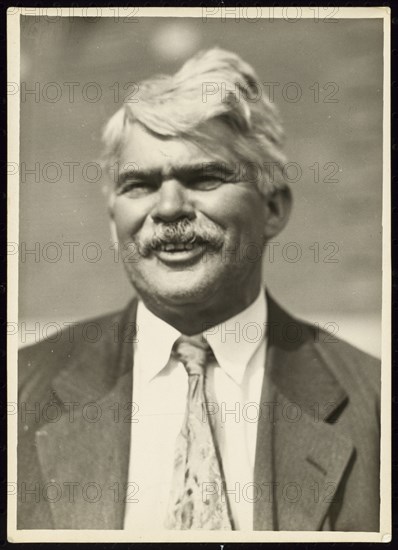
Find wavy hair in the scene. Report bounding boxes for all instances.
[102,47,288,195]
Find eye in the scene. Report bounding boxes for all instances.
[191,177,225,191]
[116,180,156,197]
[191,170,239,191]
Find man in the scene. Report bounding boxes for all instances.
[17,48,380,531]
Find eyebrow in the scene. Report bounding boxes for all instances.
[116,162,237,187]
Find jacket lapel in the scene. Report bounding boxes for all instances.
[35,293,354,531]
[254,294,354,530]
[35,300,138,529]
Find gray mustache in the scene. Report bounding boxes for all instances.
[136,218,225,256]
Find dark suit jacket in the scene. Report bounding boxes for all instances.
[17,293,380,530]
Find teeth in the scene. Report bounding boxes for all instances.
[159,243,197,252]
[160,243,194,252]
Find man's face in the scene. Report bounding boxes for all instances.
[110,122,271,311]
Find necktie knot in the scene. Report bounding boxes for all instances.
[174,334,211,376]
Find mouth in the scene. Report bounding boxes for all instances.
[153,242,208,266]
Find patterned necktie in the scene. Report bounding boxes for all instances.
[165,334,234,530]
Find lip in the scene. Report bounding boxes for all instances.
[153,243,207,266]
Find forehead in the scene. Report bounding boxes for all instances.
[119,122,237,173]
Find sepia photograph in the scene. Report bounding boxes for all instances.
[7,6,390,543]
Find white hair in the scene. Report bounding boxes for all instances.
[102,47,288,194]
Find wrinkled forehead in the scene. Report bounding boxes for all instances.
[118,119,246,175]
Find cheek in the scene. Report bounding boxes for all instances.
[112,199,150,238]
[200,189,265,239]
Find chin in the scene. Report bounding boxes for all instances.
[130,270,220,308]
[151,282,214,307]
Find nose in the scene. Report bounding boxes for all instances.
[151,179,195,223]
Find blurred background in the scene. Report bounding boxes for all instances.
[18,16,383,356]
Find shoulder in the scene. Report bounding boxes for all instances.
[18,305,134,401]
[313,327,380,392]
[299,316,380,396]
[267,293,380,403]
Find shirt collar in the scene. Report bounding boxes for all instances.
[135,300,181,384]
[135,288,267,386]
[203,289,267,385]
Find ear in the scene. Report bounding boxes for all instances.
[108,193,119,243]
[263,187,292,241]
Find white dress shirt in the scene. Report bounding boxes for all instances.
[124,289,267,531]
